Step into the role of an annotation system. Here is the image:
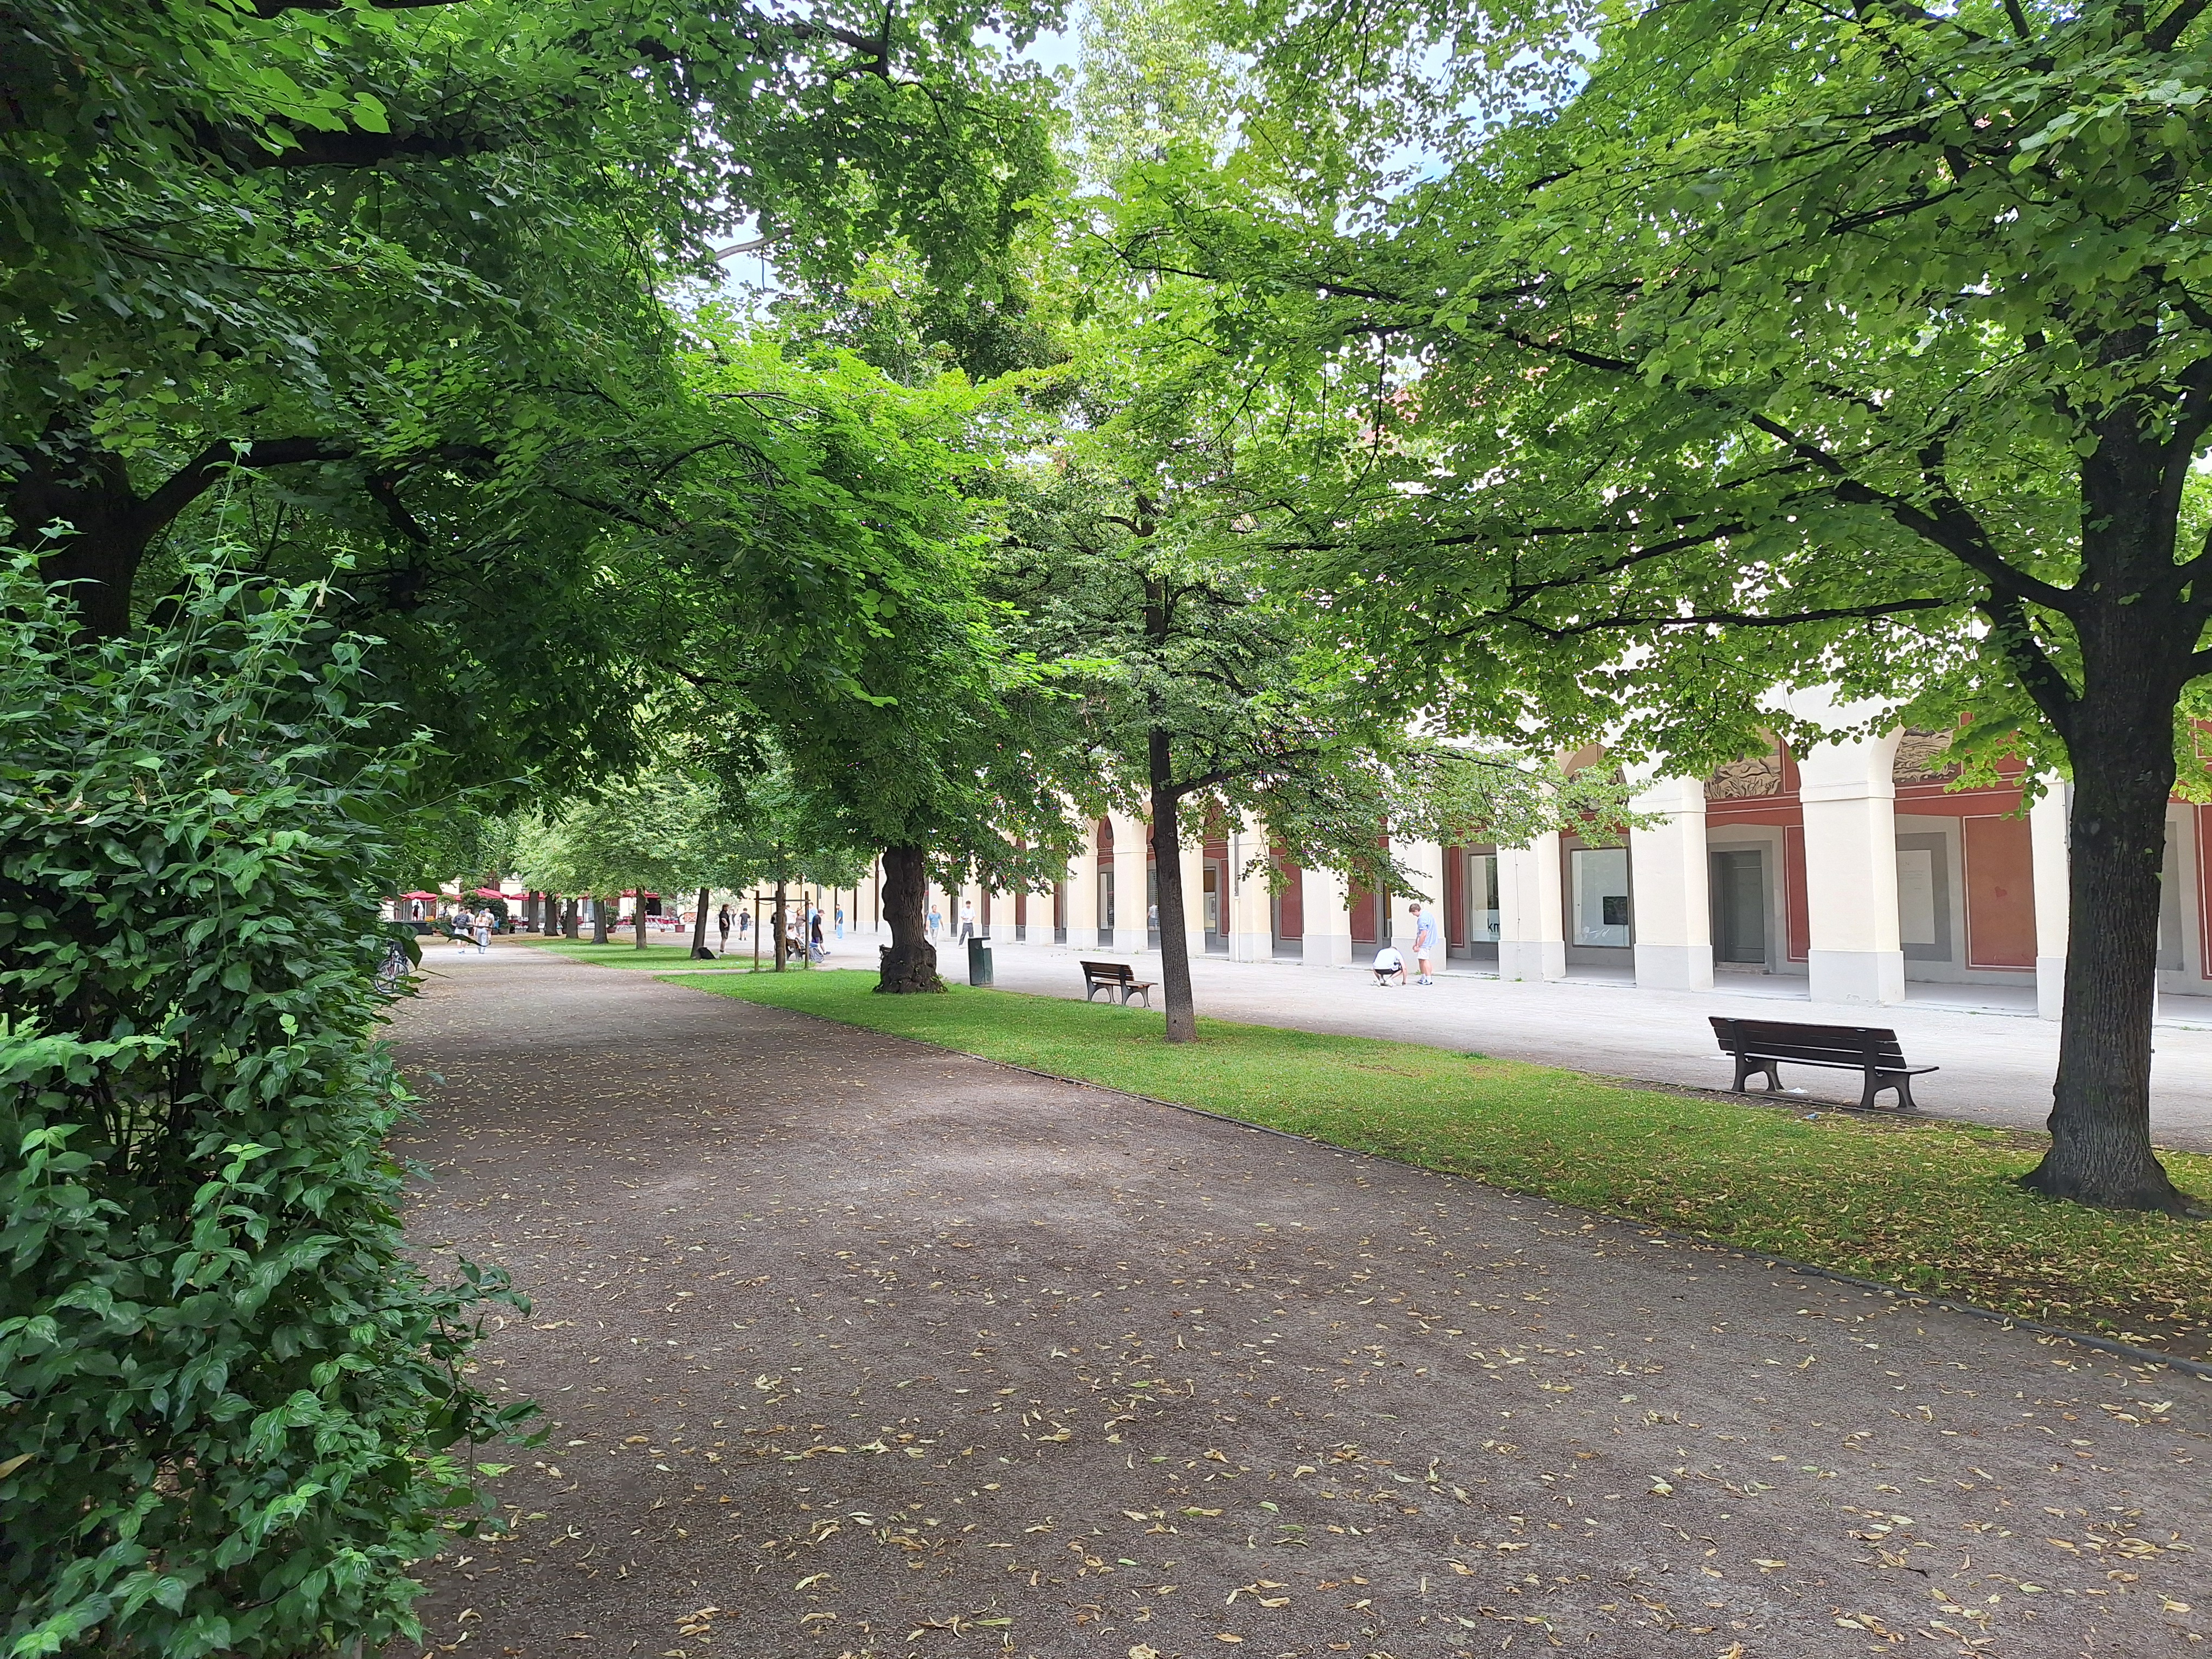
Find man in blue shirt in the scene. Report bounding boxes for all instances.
[1409,901,1440,985]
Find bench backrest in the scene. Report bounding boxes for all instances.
[1709,1015,1908,1069]
[1080,960,1135,982]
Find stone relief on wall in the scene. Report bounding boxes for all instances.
[1705,749,1784,801]
[1893,728,1960,782]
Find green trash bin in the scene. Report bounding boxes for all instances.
[967,934,993,987]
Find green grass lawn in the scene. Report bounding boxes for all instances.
[519,937,825,970]
[670,967,2212,1364]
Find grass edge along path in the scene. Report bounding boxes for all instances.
[672,968,2212,1368]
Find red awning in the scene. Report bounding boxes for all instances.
[473,888,506,898]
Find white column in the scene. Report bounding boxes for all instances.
[1796,725,1905,1005]
[1110,811,1149,952]
[1496,834,1566,980]
[1392,838,1444,952]
[1064,824,1099,948]
[1226,818,1272,961]
[1627,773,1713,992]
[2031,777,2070,1020]
[1302,865,1355,965]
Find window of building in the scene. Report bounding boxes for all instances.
[1470,852,1500,942]
[1571,846,1631,947]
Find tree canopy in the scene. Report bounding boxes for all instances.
[1081,0,2212,1208]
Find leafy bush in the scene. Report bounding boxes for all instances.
[0,561,529,1658]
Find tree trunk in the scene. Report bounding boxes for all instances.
[14,435,155,640]
[590,895,609,944]
[562,896,579,939]
[773,880,789,972]
[875,844,945,993]
[690,886,713,959]
[635,894,648,950]
[2025,602,2196,1210]
[1149,731,1196,1043]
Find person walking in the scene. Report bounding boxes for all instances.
[833,903,844,940]
[717,903,732,952]
[1409,901,1439,985]
[810,910,827,962]
[958,899,975,942]
[472,907,492,954]
[738,909,751,943]
[928,902,943,941]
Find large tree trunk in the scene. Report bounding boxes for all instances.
[590,895,609,945]
[690,886,713,959]
[1149,731,1197,1043]
[14,435,155,640]
[2025,603,2196,1211]
[875,844,945,993]
[562,896,579,939]
[634,893,648,950]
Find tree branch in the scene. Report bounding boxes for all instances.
[134,436,358,540]
[1979,591,2078,738]
[2151,0,2212,50]
[252,0,473,12]
[1450,595,1958,643]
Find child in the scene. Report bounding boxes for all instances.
[1372,944,1407,985]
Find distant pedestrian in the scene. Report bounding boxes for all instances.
[1371,944,1406,986]
[834,904,844,940]
[810,911,826,961]
[1409,902,1438,985]
[959,899,975,941]
[473,909,491,953]
[717,904,732,951]
[928,903,943,941]
[738,910,751,942]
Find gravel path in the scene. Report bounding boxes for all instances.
[388,946,2208,1659]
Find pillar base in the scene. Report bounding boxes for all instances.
[1229,929,1271,962]
[1635,942,1714,992]
[1808,948,1905,1006]
[1304,931,1354,967]
[2035,954,2065,1021]
[1499,940,1566,981]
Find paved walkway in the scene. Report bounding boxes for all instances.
[927,937,2212,1152]
[388,947,2205,1659]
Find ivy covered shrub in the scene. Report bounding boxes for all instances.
[0,561,529,1657]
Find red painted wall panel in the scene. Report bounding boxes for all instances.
[1962,814,2036,969]
[1783,826,1811,962]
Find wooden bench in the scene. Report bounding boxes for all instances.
[1082,960,1156,1007]
[1709,1017,1937,1110]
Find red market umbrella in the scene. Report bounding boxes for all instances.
[400,891,439,901]
[473,888,507,898]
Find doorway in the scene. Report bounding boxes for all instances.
[1710,847,1768,966]
[1203,860,1226,953]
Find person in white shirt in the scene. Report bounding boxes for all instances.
[1372,945,1406,986]
[1408,901,1439,984]
[959,899,975,941]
